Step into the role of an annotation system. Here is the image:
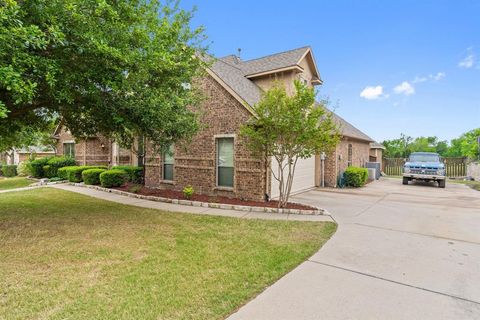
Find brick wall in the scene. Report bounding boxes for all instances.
[144,74,267,201]
[56,127,111,165]
[322,138,371,187]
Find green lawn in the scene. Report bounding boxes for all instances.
[449,179,480,191]
[0,177,34,190]
[0,188,336,320]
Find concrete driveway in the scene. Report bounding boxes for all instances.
[228,178,480,319]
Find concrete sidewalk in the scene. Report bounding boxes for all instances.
[0,185,44,194]
[50,184,334,222]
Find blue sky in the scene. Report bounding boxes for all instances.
[181,0,480,142]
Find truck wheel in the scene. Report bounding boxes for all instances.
[438,180,446,188]
[402,177,409,185]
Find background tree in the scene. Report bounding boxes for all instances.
[0,0,207,152]
[240,81,340,208]
[382,128,480,159]
[445,128,480,159]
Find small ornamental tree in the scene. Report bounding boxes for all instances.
[241,81,340,208]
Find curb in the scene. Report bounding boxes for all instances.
[69,183,329,216]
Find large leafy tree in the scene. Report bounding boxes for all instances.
[0,0,206,151]
[240,81,340,208]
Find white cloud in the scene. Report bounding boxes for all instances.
[413,72,445,83]
[458,48,475,69]
[412,76,428,83]
[360,85,385,100]
[432,72,445,81]
[459,54,474,68]
[394,81,415,96]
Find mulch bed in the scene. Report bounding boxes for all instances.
[114,183,316,210]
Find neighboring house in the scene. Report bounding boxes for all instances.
[369,142,386,166]
[1,147,55,165]
[53,126,140,166]
[54,46,375,200]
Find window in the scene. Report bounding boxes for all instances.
[63,143,75,158]
[217,138,234,187]
[163,145,174,181]
[347,144,353,167]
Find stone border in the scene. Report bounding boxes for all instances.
[31,179,68,186]
[69,183,329,216]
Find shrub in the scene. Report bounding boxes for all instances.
[46,156,76,177]
[67,166,108,183]
[82,168,107,185]
[344,167,369,187]
[111,165,143,183]
[58,166,78,180]
[1,165,17,177]
[100,169,128,188]
[183,185,194,199]
[17,161,31,177]
[42,165,56,178]
[29,157,51,178]
[49,177,64,182]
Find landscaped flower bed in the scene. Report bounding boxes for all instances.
[115,183,316,211]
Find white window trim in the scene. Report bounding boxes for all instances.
[162,144,175,182]
[215,135,235,189]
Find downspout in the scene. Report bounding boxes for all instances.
[264,150,269,201]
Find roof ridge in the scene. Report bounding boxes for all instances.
[241,46,310,64]
[215,57,243,71]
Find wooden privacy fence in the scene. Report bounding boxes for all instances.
[383,157,467,177]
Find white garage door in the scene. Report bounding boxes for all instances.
[270,156,316,199]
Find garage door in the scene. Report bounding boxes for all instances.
[270,156,316,199]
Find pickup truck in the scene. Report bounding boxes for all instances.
[403,152,446,188]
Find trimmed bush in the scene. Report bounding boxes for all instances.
[66,166,108,183]
[111,165,143,183]
[1,165,17,177]
[42,165,56,178]
[82,168,107,185]
[58,166,78,180]
[100,169,128,188]
[344,167,369,187]
[29,157,51,178]
[17,161,31,177]
[46,156,76,177]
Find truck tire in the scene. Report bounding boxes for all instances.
[402,177,409,185]
[438,180,446,188]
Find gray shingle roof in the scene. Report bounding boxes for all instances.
[370,142,386,149]
[209,47,373,143]
[238,46,310,76]
[209,58,263,107]
[330,112,374,142]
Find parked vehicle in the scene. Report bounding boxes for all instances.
[403,152,446,188]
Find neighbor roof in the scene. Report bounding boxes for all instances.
[370,142,386,149]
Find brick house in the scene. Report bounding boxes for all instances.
[53,125,138,167]
[54,46,375,200]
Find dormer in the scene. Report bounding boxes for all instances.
[239,47,322,95]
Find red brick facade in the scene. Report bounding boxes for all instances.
[323,138,371,187]
[56,127,111,165]
[144,75,267,201]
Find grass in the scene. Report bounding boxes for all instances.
[0,177,34,190]
[0,188,336,320]
[449,179,480,191]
